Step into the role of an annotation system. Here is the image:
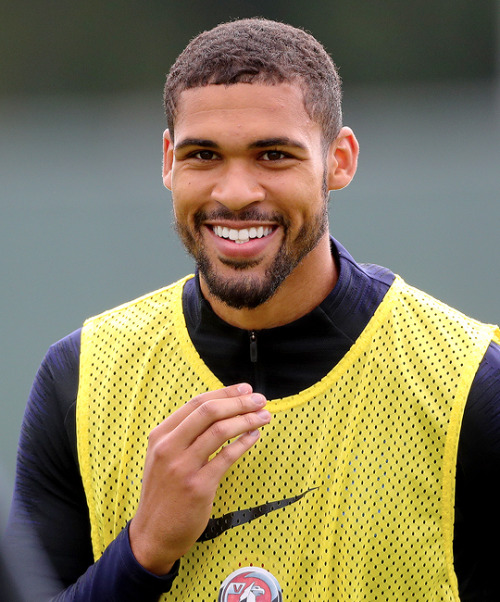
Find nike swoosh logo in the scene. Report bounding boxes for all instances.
[197,487,317,542]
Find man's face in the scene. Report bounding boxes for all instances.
[164,82,332,309]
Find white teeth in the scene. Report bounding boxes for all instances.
[213,225,273,243]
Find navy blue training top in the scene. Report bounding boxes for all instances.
[4,239,500,601]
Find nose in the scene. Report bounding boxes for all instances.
[210,161,265,211]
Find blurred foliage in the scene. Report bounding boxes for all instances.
[0,0,496,96]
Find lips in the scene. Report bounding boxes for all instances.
[212,225,274,244]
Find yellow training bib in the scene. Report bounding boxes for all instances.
[77,275,499,600]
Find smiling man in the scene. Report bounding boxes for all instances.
[164,81,355,325]
[5,18,500,602]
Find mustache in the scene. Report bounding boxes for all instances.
[194,207,289,229]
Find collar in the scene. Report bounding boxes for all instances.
[184,237,395,338]
[182,237,395,397]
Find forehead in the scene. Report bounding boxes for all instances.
[173,82,320,142]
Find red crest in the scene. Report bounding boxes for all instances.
[219,567,282,602]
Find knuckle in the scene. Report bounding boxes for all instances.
[216,440,247,466]
[146,432,177,466]
[196,399,222,421]
[236,395,246,411]
[216,444,235,464]
[243,412,257,428]
[184,475,207,501]
[196,400,213,417]
[148,436,168,461]
[170,458,190,481]
[147,424,161,446]
[187,393,206,410]
[223,385,238,398]
[208,420,226,440]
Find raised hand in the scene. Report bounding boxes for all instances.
[129,383,270,575]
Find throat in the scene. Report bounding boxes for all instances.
[205,246,337,329]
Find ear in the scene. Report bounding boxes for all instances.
[162,129,174,190]
[326,126,359,191]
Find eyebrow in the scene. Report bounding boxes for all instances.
[249,137,307,151]
[174,138,218,151]
[174,137,307,151]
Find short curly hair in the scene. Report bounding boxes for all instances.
[164,18,343,144]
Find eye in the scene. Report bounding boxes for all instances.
[261,150,287,161]
[192,149,218,161]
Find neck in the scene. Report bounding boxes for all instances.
[200,234,337,330]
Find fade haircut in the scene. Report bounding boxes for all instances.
[164,18,343,145]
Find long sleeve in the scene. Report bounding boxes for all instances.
[3,330,177,601]
[4,247,500,599]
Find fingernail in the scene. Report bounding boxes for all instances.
[237,383,252,394]
[256,409,271,421]
[251,394,266,406]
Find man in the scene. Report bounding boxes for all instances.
[4,18,500,601]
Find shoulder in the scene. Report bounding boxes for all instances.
[83,276,193,335]
[461,340,500,466]
[28,329,82,425]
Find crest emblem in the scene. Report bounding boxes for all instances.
[218,567,282,602]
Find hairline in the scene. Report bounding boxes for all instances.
[168,78,340,150]
[164,19,343,148]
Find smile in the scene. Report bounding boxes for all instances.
[212,225,274,244]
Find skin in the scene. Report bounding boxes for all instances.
[163,83,359,330]
[129,82,359,575]
[129,384,271,575]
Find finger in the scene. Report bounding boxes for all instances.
[189,408,271,462]
[151,383,254,439]
[169,391,268,451]
[203,429,263,481]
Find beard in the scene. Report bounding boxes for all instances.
[174,186,329,310]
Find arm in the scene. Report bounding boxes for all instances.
[129,384,271,575]
[455,340,500,601]
[4,332,270,599]
[3,332,177,601]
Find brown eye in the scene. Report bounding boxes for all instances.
[194,150,217,160]
[261,150,286,161]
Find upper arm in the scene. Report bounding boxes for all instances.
[5,328,94,589]
[455,340,500,599]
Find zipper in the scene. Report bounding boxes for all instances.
[249,330,258,363]
[249,330,265,393]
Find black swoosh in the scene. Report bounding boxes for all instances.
[197,487,317,542]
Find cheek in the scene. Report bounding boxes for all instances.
[280,184,324,217]
[171,198,201,235]
[172,173,208,209]
[170,192,186,223]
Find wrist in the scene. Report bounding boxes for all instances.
[128,519,177,576]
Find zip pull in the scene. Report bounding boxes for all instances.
[249,331,258,363]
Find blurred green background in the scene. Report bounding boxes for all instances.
[1,1,499,520]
